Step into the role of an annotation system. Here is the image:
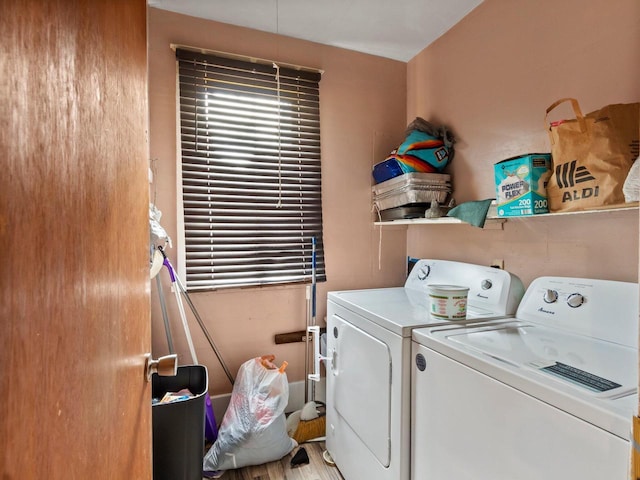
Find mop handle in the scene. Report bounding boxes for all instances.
[156,274,175,354]
[174,274,236,386]
[159,247,176,283]
[159,247,198,364]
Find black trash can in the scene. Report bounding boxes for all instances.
[152,364,208,480]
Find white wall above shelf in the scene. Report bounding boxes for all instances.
[373,204,638,227]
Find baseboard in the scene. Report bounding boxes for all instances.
[208,378,326,427]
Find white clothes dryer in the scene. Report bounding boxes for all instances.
[324,259,525,480]
[411,276,638,480]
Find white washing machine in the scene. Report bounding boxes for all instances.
[411,276,638,480]
[324,259,525,480]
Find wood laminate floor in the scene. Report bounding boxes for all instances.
[213,441,344,480]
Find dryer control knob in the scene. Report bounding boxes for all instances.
[417,266,431,280]
[567,293,584,308]
[543,289,558,303]
[481,279,492,290]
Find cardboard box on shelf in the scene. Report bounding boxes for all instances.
[494,154,552,217]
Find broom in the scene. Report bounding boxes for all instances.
[295,238,327,443]
[289,401,327,444]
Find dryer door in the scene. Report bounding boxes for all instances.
[331,313,392,466]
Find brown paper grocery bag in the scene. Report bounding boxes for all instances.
[545,98,639,212]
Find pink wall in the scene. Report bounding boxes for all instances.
[406,0,640,286]
[148,8,407,394]
[149,0,639,395]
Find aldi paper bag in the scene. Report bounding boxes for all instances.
[545,98,639,212]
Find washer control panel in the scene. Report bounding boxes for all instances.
[517,276,638,347]
[405,259,524,316]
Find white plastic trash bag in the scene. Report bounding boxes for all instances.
[203,355,296,472]
[623,156,640,202]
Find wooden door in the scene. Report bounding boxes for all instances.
[1,1,151,478]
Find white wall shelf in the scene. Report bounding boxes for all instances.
[373,204,638,227]
[373,217,505,226]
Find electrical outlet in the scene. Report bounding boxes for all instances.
[491,259,504,269]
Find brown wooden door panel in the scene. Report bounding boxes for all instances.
[1,1,151,478]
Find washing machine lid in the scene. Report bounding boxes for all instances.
[446,321,636,397]
[328,288,510,337]
[413,321,637,438]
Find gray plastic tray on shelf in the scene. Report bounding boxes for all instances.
[373,172,451,210]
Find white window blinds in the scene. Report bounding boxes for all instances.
[176,48,326,290]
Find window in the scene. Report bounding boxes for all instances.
[176,48,325,290]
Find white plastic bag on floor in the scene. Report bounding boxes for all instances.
[203,355,296,472]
